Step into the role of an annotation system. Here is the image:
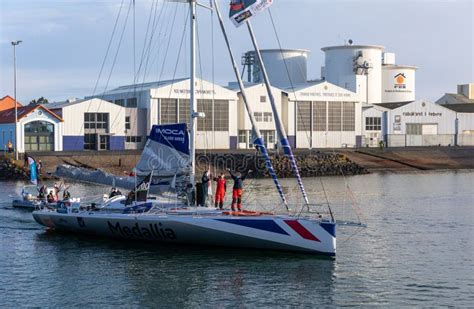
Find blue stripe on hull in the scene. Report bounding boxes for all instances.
[215,219,289,235]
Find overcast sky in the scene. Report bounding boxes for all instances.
[0,0,472,103]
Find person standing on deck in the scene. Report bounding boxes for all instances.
[213,172,227,209]
[201,169,211,207]
[226,168,252,211]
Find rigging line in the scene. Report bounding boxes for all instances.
[139,0,167,86]
[135,0,158,81]
[158,3,180,83]
[267,8,312,146]
[107,0,165,137]
[91,0,133,138]
[147,2,173,72]
[166,5,190,101]
[195,11,210,156]
[133,0,136,95]
[210,0,216,153]
[71,0,125,151]
[99,1,133,98]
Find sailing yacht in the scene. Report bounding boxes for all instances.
[32,0,337,256]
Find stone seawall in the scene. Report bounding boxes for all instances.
[195,152,368,177]
[0,157,29,181]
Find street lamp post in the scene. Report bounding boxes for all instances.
[11,40,22,161]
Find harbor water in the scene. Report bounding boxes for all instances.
[0,171,473,307]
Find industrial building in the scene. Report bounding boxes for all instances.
[0,104,63,153]
[47,98,132,151]
[96,78,238,150]
[436,83,474,105]
[361,100,474,147]
[321,44,417,105]
[284,81,361,148]
[3,42,474,153]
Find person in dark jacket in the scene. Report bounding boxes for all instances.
[201,169,211,207]
[227,168,252,211]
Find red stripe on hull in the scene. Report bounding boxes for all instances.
[284,220,320,242]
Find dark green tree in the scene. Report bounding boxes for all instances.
[29,97,49,105]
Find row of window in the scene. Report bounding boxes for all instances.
[238,130,275,147]
[297,101,356,132]
[160,99,229,131]
[125,136,142,143]
[253,112,273,123]
[366,117,382,131]
[114,98,138,107]
[84,113,109,130]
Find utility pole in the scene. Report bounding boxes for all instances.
[11,40,22,161]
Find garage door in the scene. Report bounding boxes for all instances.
[422,124,438,135]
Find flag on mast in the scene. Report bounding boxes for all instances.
[229,0,273,27]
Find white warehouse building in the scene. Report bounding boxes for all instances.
[321,44,417,104]
[96,78,238,150]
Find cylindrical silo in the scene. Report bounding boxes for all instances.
[321,45,384,104]
[244,49,310,88]
[382,65,417,102]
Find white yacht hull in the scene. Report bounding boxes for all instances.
[32,210,336,256]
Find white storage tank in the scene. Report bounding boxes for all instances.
[382,65,417,103]
[243,49,309,88]
[322,44,384,104]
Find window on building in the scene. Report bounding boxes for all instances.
[313,101,326,131]
[254,112,263,122]
[126,136,142,143]
[296,101,311,131]
[127,97,138,107]
[84,134,97,150]
[328,102,342,131]
[263,112,273,122]
[260,96,266,103]
[214,100,229,131]
[114,99,125,106]
[406,123,422,135]
[365,117,382,131]
[342,102,355,131]
[198,99,213,131]
[238,130,247,144]
[161,98,177,124]
[125,116,131,130]
[84,113,109,131]
[178,99,190,125]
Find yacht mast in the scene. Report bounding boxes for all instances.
[245,20,309,206]
[189,0,197,187]
[213,0,288,209]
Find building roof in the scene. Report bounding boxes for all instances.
[439,93,474,104]
[46,98,90,109]
[0,104,63,124]
[0,95,23,112]
[321,44,385,52]
[441,103,474,113]
[107,78,189,93]
[373,101,414,110]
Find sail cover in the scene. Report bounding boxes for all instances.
[135,123,191,177]
[229,0,273,27]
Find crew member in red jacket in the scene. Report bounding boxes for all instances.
[213,172,227,209]
[227,168,252,211]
